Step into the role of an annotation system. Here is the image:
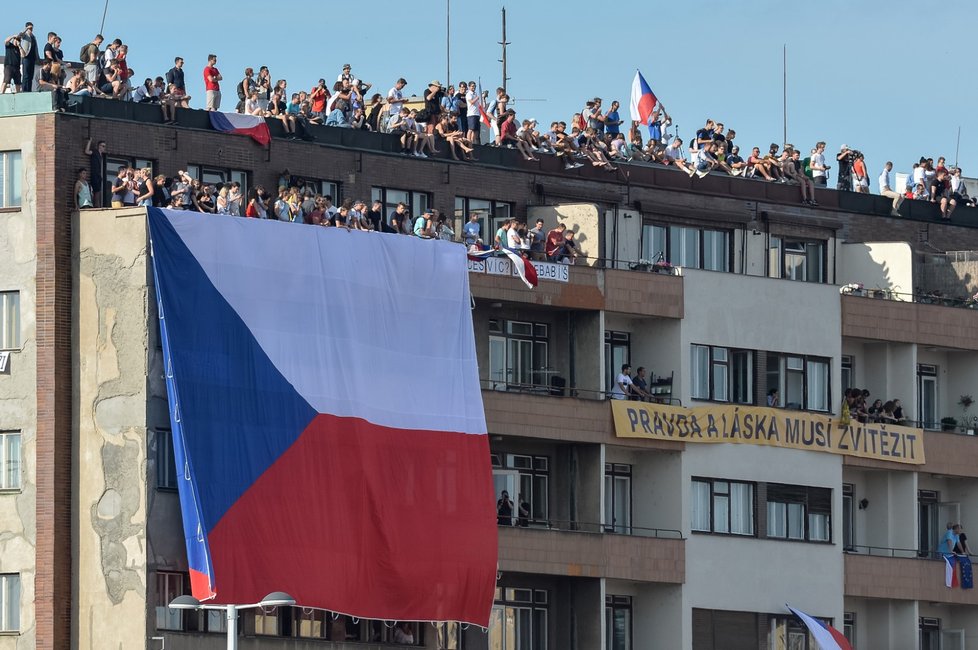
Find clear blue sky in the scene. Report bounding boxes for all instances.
[11,0,977,181]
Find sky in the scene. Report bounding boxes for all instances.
[9,0,977,181]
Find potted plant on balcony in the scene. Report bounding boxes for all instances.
[959,395,975,434]
[941,416,959,432]
[629,259,653,272]
[839,282,865,297]
[652,260,674,275]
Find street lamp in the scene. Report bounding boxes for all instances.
[169,591,296,650]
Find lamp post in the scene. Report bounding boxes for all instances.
[169,591,296,650]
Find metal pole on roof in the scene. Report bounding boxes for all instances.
[782,44,787,147]
[446,0,451,87]
[99,0,109,36]
[498,7,510,94]
[955,126,961,168]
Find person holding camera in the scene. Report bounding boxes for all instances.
[836,145,855,191]
[496,490,514,526]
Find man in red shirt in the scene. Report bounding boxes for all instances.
[544,222,567,261]
[203,54,222,111]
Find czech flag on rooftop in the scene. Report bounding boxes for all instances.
[629,70,659,126]
[208,111,271,146]
[148,208,497,625]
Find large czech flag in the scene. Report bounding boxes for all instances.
[787,605,853,650]
[148,208,497,626]
[208,111,272,146]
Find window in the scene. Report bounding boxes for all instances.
[373,187,431,219]
[434,622,463,649]
[0,431,21,490]
[1,291,19,350]
[254,606,282,636]
[917,364,938,430]
[691,345,753,403]
[185,165,249,210]
[104,155,155,205]
[843,612,855,649]
[0,151,22,208]
[842,483,854,550]
[919,617,940,650]
[769,237,826,283]
[291,178,339,202]
[455,197,514,243]
[293,608,327,639]
[488,319,549,388]
[0,574,19,632]
[767,615,814,650]
[841,355,853,393]
[691,478,754,535]
[155,572,186,631]
[489,588,548,650]
[605,331,631,396]
[693,609,760,649]
[492,453,549,525]
[642,224,731,271]
[766,354,830,412]
[766,484,831,542]
[918,489,940,558]
[156,430,178,490]
[605,595,632,650]
[337,618,422,644]
[604,464,631,534]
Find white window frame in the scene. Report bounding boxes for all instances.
[0,573,19,632]
[156,430,177,490]
[0,151,23,208]
[691,478,754,536]
[0,291,20,350]
[155,571,186,631]
[0,431,22,491]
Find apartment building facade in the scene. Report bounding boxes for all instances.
[2,94,978,649]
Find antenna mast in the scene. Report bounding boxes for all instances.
[498,7,510,93]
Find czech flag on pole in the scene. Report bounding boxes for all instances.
[207,111,272,146]
[149,208,497,626]
[629,70,659,126]
[787,605,853,650]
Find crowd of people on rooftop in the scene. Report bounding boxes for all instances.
[6,18,972,221]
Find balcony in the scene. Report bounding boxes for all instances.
[843,429,978,478]
[841,294,978,351]
[498,524,684,584]
[845,553,978,605]
[469,264,683,318]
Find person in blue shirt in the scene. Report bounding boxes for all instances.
[941,522,960,557]
[604,100,623,136]
[462,213,482,247]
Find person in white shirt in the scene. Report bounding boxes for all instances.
[611,364,633,400]
[464,80,482,144]
[878,161,905,217]
[912,160,929,199]
[662,138,695,176]
[810,141,830,186]
[386,78,407,128]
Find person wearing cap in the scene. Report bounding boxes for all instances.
[422,80,445,136]
[585,97,606,134]
[836,144,854,191]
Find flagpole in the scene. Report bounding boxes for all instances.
[99,0,110,35]
[782,44,787,146]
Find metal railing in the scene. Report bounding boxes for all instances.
[498,518,683,540]
[841,286,978,310]
[845,544,975,560]
[480,378,682,405]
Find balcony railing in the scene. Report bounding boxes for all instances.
[480,378,681,405]
[845,544,975,561]
[498,518,683,540]
[842,285,978,310]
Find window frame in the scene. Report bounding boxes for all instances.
[605,595,632,650]
[155,429,178,491]
[490,587,548,650]
[768,236,827,283]
[185,164,250,208]
[917,364,939,430]
[488,319,550,389]
[604,463,632,534]
[0,431,22,491]
[765,483,832,543]
[0,291,20,351]
[372,186,433,222]
[766,353,831,412]
[0,573,19,633]
[155,571,188,631]
[842,483,854,551]
[491,453,550,525]
[604,331,631,397]
[455,196,514,244]
[0,150,23,209]
[691,477,756,536]
[690,344,754,404]
[642,222,732,272]
[104,155,155,206]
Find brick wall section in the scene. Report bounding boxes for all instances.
[34,113,73,650]
[481,390,683,451]
[497,526,684,583]
[845,554,978,605]
[845,430,978,478]
[604,269,683,318]
[841,295,978,350]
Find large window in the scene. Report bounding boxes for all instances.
[492,453,549,525]
[691,345,753,404]
[0,151,23,208]
[842,483,854,550]
[766,484,831,542]
[104,155,155,205]
[604,463,631,534]
[605,595,632,650]
[0,574,19,633]
[843,612,855,649]
[918,489,940,558]
[1,431,21,491]
[919,618,940,650]
[186,164,248,198]
[155,572,186,631]
[455,197,514,243]
[373,186,431,220]
[769,237,826,283]
[642,224,730,271]
[488,319,549,388]
[1,291,20,350]
[841,355,853,393]
[489,588,548,650]
[766,354,830,412]
[917,364,938,430]
[605,331,631,396]
[691,478,754,535]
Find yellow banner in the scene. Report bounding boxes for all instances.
[611,401,925,465]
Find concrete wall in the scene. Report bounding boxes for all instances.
[838,241,915,295]
[602,208,642,270]
[684,444,844,627]
[0,115,38,650]
[528,204,601,265]
[73,208,153,649]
